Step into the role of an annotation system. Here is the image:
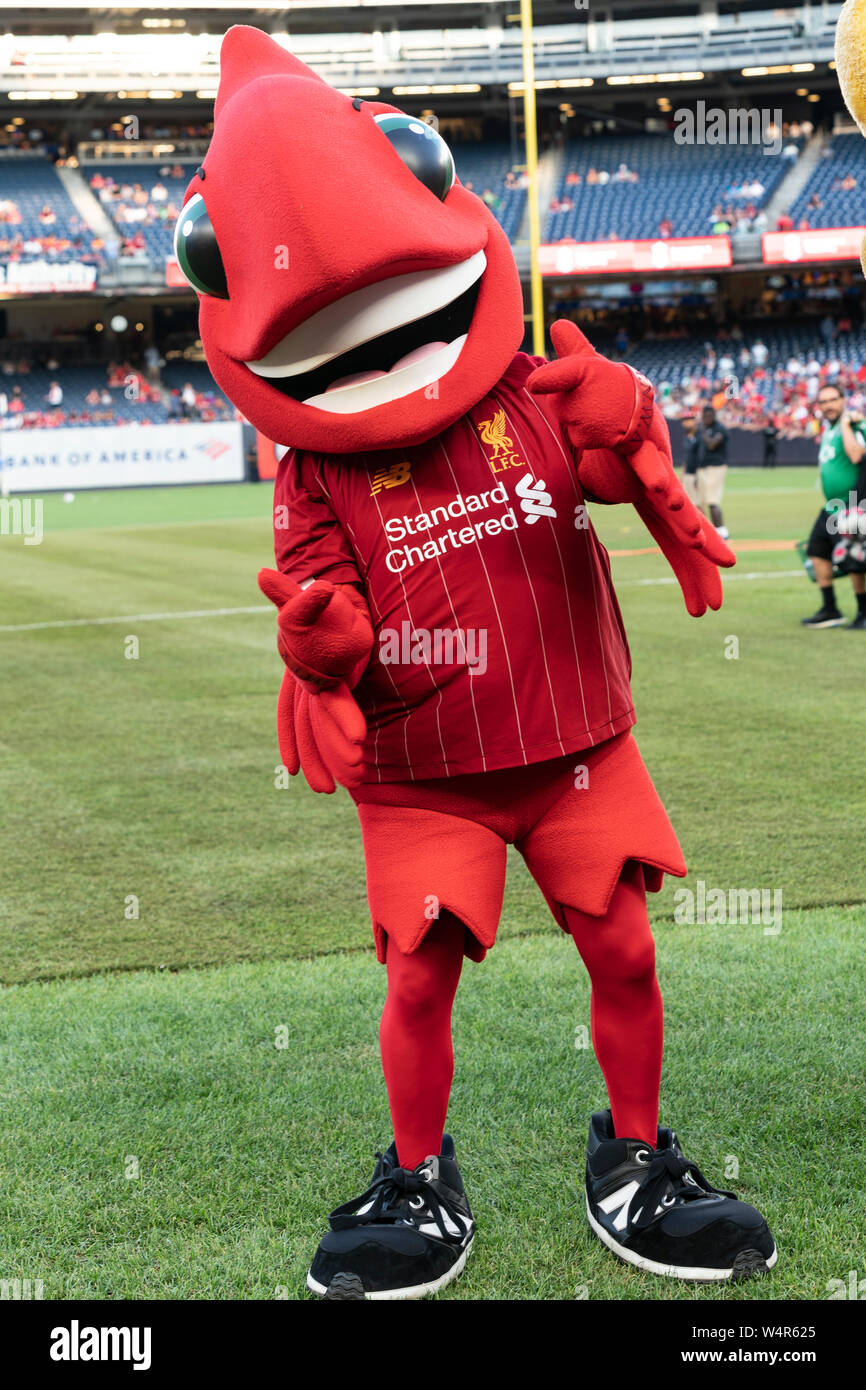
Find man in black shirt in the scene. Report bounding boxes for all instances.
[762,418,778,468]
[696,404,729,539]
[681,414,701,509]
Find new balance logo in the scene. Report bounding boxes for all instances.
[370,460,412,495]
[598,1180,641,1232]
[514,473,557,524]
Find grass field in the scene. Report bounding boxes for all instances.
[1,468,864,1300]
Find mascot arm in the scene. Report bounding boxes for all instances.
[527,319,736,617]
[260,459,374,792]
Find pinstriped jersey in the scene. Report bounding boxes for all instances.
[273,351,635,782]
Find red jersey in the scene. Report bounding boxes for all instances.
[273,351,634,782]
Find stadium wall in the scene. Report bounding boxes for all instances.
[667,418,820,467]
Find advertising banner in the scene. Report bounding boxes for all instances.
[0,420,244,493]
[538,236,732,276]
[0,259,98,294]
[762,227,866,264]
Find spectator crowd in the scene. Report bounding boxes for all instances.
[653,329,866,440]
[88,167,187,258]
[0,197,101,264]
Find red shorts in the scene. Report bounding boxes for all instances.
[351,731,686,964]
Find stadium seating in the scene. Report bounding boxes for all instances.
[0,361,231,427]
[0,157,96,259]
[543,135,794,243]
[85,162,197,262]
[787,132,866,229]
[624,324,866,386]
[161,360,234,414]
[452,141,527,240]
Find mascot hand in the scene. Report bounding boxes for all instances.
[584,417,736,618]
[258,568,373,688]
[526,319,656,454]
[631,496,735,617]
[259,568,372,792]
[527,320,735,617]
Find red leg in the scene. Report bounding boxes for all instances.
[379,911,466,1171]
[562,862,662,1149]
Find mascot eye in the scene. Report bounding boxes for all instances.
[173,193,228,299]
[373,114,456,202]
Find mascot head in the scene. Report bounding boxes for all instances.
[176,25,525,453]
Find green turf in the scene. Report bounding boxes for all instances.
[15,480,272,533]
[0,471,863,1301]
[0,909,860,1300]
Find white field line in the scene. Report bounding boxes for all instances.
[41,515,268,535]
[726,485,820,496]
[0,605,271,633]
[619,568,803,589]
[0,570,806,634]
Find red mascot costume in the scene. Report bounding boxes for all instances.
[177,26,777,1298]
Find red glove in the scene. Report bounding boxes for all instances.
[527,319,735,617]
[258,568,373,793]
[527,318,656,455]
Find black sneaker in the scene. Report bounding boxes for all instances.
[846,613,866,630]
[585,1110,777,1281]
[801,607,845,628]
[306,1135,474,1300]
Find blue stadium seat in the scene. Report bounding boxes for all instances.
[2,361,231,426]
[543,134,794,242]
[623,325,866,386]
[787,132,866,229]
[452,142,527,240]
[85,162,197,263]
[0,157,97,261]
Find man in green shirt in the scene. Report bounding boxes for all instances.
[802,381,866,630]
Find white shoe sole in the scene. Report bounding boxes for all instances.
[307,1234,474,1301]
[586,1196,778,1281]
[802,617,846,628]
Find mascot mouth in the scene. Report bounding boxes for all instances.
[244,249,485,413]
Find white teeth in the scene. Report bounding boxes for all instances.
[245,250,485,380]
[303,335,467,413]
